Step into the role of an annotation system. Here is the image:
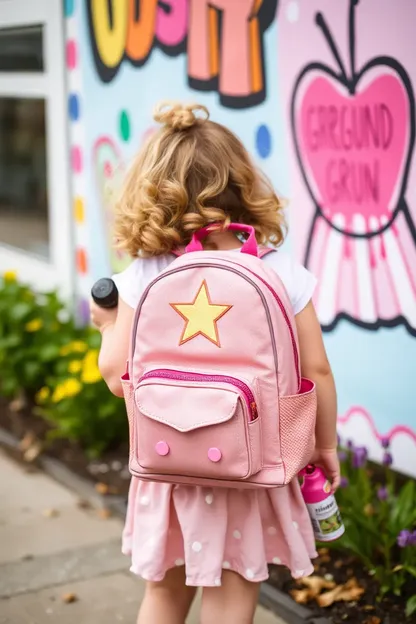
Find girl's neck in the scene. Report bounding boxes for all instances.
[205,231,242,250]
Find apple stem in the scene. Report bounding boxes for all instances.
[349,0,359,83]
[315,12,349,85]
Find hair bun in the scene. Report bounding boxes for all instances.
[153,101,209,131]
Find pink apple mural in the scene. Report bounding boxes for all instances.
[283,0,416,336]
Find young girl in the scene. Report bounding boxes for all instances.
[90,102,340,624]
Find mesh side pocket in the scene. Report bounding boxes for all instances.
[121,372,135,463]
[279,378,317,483]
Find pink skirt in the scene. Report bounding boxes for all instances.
[122,477,317,587]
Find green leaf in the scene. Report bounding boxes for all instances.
[0,334,21,349]
[404,566,416,578]
[23,360,42,382]
[0,377,19,396]
[390,481,416,532]
[38,344,60,362]
[406,595,416,617]
[12,302,33,320]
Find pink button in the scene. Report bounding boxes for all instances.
[155,441,170,456]
[208,447,222,462]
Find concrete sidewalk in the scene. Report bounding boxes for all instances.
[0,450,285,623]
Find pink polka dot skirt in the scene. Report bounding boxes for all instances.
[122,478,317,586]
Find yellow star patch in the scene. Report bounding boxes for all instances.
[170,281,232,347]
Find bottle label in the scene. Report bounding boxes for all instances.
[306,494,345,542]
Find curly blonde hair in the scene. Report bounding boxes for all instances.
[114,101,286,256]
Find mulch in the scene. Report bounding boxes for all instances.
[268,549,416,624]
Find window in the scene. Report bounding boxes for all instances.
[0,97,49,257]
[0,0,72,295]
[0,25,43,72]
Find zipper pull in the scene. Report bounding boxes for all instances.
[250,402,258,420]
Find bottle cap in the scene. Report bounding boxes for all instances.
[91,278,118,309]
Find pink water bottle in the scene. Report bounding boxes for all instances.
[301,465,345,542]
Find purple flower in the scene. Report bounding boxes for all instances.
[338,450,347,462]
[381,437,390,449]
[397,530,411,548]
[377,486,388,501]
[352,446,368,469]
[340,476,349,488]
[382,451,393,467]
[347,439,354,450]
[337,433,341,446]
[410,531,416,546]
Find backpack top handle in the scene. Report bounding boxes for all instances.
[185,223,258,257]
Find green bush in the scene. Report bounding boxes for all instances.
[333,441,416,616]
[0,271,127,457]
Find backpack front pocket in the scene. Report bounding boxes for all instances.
[133,370,261,482]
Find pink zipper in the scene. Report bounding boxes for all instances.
[140,369,258,421]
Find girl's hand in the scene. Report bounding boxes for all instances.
[311,448,340,491]
[90,299,118,332]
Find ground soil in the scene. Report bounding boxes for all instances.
[0,396,414,624]
[267,547,416,623]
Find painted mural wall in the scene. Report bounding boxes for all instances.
[64,0,415,477]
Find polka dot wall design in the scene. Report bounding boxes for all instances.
[64,0,91,322]
[255,124,272,159]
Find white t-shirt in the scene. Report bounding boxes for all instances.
[112,250,317,316]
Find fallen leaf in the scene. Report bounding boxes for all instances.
[298,575,335,596]
[42,508,59,518]
[23,442,42,462]
[290,589,310,604]
[363,617,381,624]
[316,585,344,607]
[97,508,112,519]
[77,499,92,510]
[363,605,376,612]
[19,432,35,451]
[95,482,109,495]
[318,547,329,556]
[319,555,331,564]
[334,559,344,569]
[364,504,375,517]
[10,396,27,412]
[317,579,365,608]
[61,592,78,604]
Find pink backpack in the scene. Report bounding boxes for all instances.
[121,223,316,488]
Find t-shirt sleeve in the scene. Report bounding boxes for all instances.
[112,259,144,309]
[264,250,317,315]
[290,260,317,315]
[112,255,174,310]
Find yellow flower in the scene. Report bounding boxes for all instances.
[25,318,43,332]
[60,341,88,356]
[3,270,17,283]
[81,350,102,384]
[68,360,82,374]
[52,378,82,403]
[35,387,50,403]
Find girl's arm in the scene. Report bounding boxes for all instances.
[91,298,135,397]
[295,300,340,487]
